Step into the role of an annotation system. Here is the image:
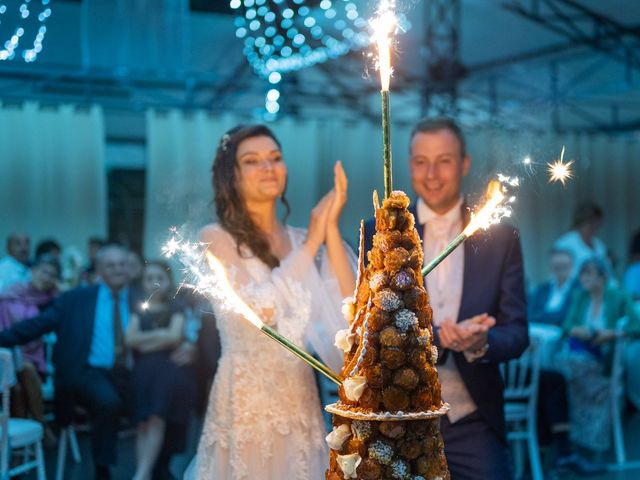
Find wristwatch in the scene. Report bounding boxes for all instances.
[464,343,489,363]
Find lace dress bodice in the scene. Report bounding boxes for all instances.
[189,224,351,479]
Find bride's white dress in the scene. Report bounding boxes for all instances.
[185,224,349,480]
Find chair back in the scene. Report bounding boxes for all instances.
[611,316,628,393]
[529,322,563,369]
[0,348,16,478]
[502,337,542,403]
[610,316,629,465]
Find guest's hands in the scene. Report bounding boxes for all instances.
[569,326,594,341]
[327,161,348,228]
[171,342,196,366]
[593,328,617,345]
[438,313,495,352]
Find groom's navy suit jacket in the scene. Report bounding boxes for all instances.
[0,285,105,388]
[364,202,529,441]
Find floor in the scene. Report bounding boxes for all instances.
[19,411,640,479]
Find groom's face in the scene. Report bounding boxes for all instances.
[409,129,470,215]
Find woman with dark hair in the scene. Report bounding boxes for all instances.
[555,202,612,282]
[561,257,639,453]
[126,261,196,480]
[187,125,355,479]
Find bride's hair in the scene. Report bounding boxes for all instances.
[212,124,291,269]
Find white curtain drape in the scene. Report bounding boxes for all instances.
[0,102,106,254]
[145,110,640,286]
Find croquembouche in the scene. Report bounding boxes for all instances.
[325,190,450,480]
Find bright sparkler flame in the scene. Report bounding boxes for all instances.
[547,146,574,186]
[203,252,264,329]
[371,0,397,91]
[463,175,518,236]
[161,232,264,330]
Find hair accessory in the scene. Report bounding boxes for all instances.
[220,133,231,151]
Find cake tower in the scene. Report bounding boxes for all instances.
[325,190,450,480]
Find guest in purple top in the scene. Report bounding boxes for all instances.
[0,254,60,421]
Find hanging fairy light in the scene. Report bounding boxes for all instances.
[230,0,409,78]
[0,0,52,62]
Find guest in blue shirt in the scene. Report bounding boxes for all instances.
[0,244,132,480]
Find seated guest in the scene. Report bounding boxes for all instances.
[34,238,62,262]
[81,236,107,285]
[555,203,612,283]
[0,254,60,422]
[0,233,31,293]
[561,257,639,453]
[624,230,640,301]
[529,248,576,326]
[126,261,196,480]
[0,244,132,480]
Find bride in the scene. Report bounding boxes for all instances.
[185,124,355,479]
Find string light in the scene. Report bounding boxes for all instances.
[230,0,375,77]
[0,0,52,62]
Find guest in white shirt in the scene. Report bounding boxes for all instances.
[529,248,576,326]
[0,233,31,293]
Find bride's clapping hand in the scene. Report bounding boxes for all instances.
[327,161,348,227]
[305,189,334,256]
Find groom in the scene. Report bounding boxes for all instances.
[364,117,528,479]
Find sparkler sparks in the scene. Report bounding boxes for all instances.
[422,174,518,277]
[162,231,342,385]
[371,0,397,92]
[462,173,520,236]
[463,175,517,236]
[547,146,574,186]
[370,0,398,199]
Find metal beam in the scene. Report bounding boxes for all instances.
[422,0,463,115]
[503,0,640,70]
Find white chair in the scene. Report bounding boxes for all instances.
[37,332,82,480]
[502,338,543,480]
[529,322,563,369]
[55,425,82,480]
[0,348,46,480]
[610,317,628,467]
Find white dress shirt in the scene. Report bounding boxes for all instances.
[545,279,573,313]
[417,197,478,423]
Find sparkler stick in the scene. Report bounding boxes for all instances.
[163,234,342,385]
[422,177,518,277]
[204,253,343,385]
[372,1,396,199]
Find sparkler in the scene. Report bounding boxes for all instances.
[421,175,518,277]
[163,232,343,386]
[371,0,397,199]
[547,146,574,186]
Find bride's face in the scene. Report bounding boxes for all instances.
[235,135,287,203]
